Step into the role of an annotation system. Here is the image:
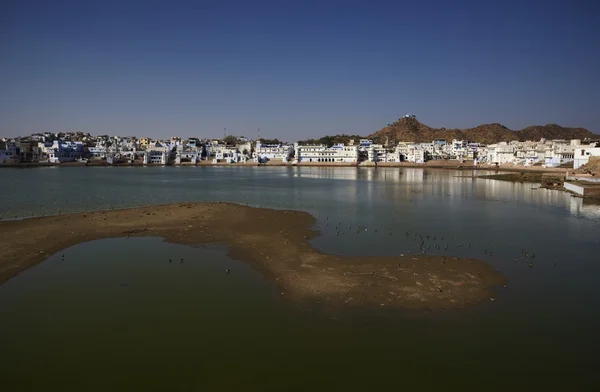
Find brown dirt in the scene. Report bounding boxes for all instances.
[573,156,600,176]
[0,203,506,310]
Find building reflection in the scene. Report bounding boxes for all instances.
[290,166,600,223]
[569,197,600,220]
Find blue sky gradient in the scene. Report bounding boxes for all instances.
[1,0,599,139]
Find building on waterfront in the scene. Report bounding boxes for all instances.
[486,142,515,165]
[144,150,169,165]
[253,140,293,163]
[143,142,170,165]
[367,144,389,162]
[294,143,358,163]
[0,141,20,164]
[44,140,85,163]
[88,145,108,159]
[574,142,600,169]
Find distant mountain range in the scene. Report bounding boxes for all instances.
[368,117,599,145]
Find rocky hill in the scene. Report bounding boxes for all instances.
[368,117,598,145]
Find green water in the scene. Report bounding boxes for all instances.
[1,238,596,391]
[1,167,600,390]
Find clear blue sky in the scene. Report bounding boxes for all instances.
[1,0,599,140]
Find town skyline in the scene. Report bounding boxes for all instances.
[2,115,598,144]
[2,0,599,139]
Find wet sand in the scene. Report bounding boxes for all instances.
[0,202,506,310]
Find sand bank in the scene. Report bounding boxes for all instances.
[0,203,506,310]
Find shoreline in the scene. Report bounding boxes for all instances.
[0,160,571,174]
[0,202,506,310]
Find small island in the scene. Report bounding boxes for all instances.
[0,202,506,310]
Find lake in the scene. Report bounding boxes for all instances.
[1,166,599,390]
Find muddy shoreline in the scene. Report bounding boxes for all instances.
[0,202,506,310]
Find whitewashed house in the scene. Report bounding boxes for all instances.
[394,142,414,162]
[47,140,84,163]
[486,142,515,165]
[544,140,576,167]
[358,139,373,151]
[294,143,358,163]
[574,143,600,169]
[144,142,170,165]
[367,144,389,162]
[407,145,426,163]
[88,143,107,158]
[253,141,293,163]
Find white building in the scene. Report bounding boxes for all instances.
[407,145,426,163]
[253,141,293,163]
[88,145,107,158]
[206,142,236,159]
[486,142,515,165]
[574,144,600,169]
[46,140,84,163]
[368,144,390,162]
[295,143,358,163]
[144,150,169,165]
[358,139,373,151]
[394,142,414,162]
[544,140,576,167]
[214,150,246,163]
[143,142,170,165]
[449,140,481,160]
[175,151,199,164]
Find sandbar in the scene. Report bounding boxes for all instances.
[0,202,506,310]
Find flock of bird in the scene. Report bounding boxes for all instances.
[312,212,553,273]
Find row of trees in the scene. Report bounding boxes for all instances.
[297,134,366,148]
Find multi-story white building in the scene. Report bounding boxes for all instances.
[367,144,388,162]
[294,143,358,163]
[544,140,576,167]
[214,150,246,163]
[88,142,108,158]
[358,139,373,151]
[394,142,414,162]
[143,142,170,165]
[486,142,515,164]
[206,141,237,159]
[46,140,85,163]
[449,139,483,160]
[574,143,600,169]
[253,141,293,163]
[407,145,426,163]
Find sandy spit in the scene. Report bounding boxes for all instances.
[0,202,506,310]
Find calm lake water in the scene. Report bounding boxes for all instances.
[1,166,600,390]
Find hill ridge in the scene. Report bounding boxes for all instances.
[368,117,598,145]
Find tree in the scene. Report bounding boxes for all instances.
[223,135,238,145]
[259,138,281,145]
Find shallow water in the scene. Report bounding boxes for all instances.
[1,166,600,389]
